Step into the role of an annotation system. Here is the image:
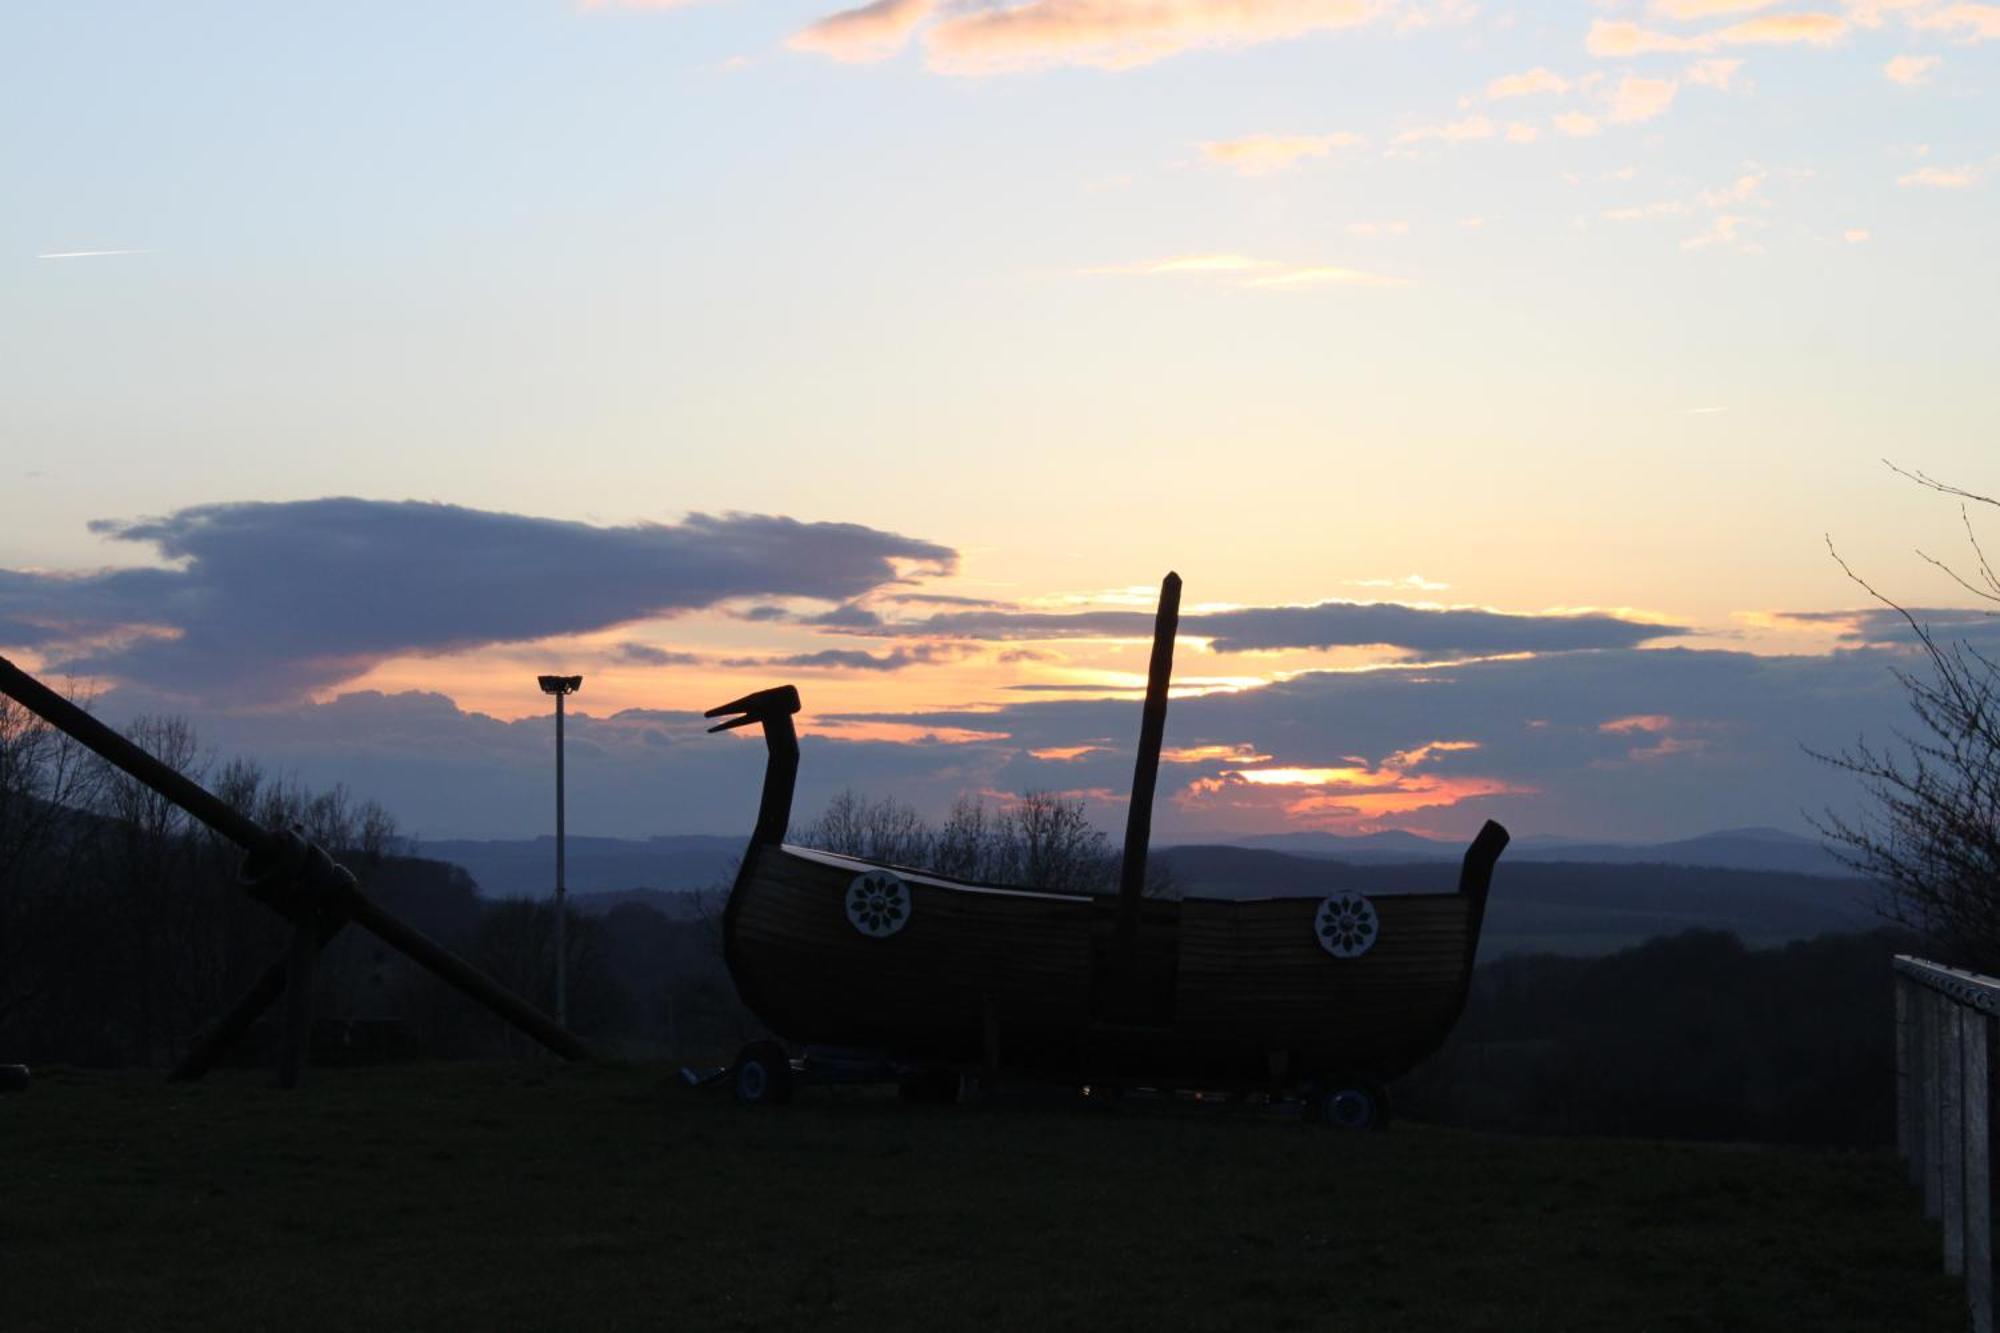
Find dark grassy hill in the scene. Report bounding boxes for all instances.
[0,1063,1958,1332]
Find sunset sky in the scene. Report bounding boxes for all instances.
[4,1,1997,842]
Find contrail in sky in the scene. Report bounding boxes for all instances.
[35,248,154,260]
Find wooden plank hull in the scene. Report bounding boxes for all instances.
[724,841,1492,1087]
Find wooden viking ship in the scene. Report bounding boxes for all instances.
[707,574,1507,1125]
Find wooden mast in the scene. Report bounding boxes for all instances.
[1115,571,1180,946]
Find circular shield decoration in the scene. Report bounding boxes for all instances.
[1315,892,1379,959]
[846,870,911,938]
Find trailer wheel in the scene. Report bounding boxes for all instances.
[733,1041,794,1106]
[0,1064,28,1093]
[1309,1077,1388,1131]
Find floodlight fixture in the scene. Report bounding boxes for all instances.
[538,675,582,696]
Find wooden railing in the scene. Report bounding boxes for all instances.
[1897,955,1997,1333]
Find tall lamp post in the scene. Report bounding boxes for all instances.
[537,674,582,1028]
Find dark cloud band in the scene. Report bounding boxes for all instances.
[838,600,1684,655]
[1,499,954,700]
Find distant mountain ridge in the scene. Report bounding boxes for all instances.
[418,825,1854,897]
[1214,826,1855,878]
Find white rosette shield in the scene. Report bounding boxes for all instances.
[1314,892,1379,959]
[845,870,912,938]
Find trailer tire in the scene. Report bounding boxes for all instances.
[733,1041,794,1106]
[0,1064,28,1093]
[1309,1077,1388,1131]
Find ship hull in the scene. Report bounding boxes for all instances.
[724,839,1496,1088]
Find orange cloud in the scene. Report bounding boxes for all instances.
[1177,738,1520,828]
[788,0,935,62]
[1030,744,1108,761]
[1278,776,1523,820]
[1598,714,1674,734]
[1911,5,2000,41]
[1609,74,1679,122]
[1885,53,1941,82]
[928,0,1379,73]
[1590,714,1716,764]
[1160,743,1274,764]
[1899,164,1978,188]
[1487,66,1571,98]
[1196,131,1365,176]
[1587,11,1844,55]
[1625,735,1708,761]
[1653,0,1780,15]
[794,0,1385,74]
[1394,114,1497,144]
[1715,12,1846,44]
[1587,19,1711,54]
[1699,170,1764,206]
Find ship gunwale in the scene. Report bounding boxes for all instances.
[777,842,1480,909]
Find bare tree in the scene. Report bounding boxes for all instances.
[87,715,209,1064]
[0,705,415,1066]
[1010,789,1116,892]
[794,789,931,866]
[0,688,105,1029]
[1814,465,2000,970]
[933,795,1001,881]
[793,787,1141,896]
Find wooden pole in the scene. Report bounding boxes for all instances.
[1116,572,1180,945]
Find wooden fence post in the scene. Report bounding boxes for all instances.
[1932,989,1946,1220]
[1894,957,2000,1332]
[1948,1000,1968,1276]
[1916,976,1932,1190]
[1966,1007,1992,1333]
[1900,975,1914,1162]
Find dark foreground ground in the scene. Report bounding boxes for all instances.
[1,1063,1962,1332]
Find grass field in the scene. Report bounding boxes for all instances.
[1,1062,1963,1331]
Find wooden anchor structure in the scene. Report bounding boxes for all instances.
[0,655,593,1086]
